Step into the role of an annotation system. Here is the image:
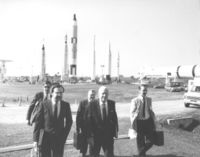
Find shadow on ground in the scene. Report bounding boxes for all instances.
[92,155,184,157]
[146,155,184,157]
[179,119,200,132]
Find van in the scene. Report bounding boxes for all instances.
[184,78,200,107]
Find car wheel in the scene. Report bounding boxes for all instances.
[184,103,190,107]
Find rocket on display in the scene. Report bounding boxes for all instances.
[63,34,69,80]
[92,35,96,80]
[108,42,112,76]
[70,14,78,77]
[41,44,46,81]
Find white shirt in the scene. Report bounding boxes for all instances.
[137,95,150,120]
[99,100,107,120]
[51,100,60,116]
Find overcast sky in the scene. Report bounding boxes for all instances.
[0,0,200,77]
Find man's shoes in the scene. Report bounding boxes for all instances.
[138,153,146,157]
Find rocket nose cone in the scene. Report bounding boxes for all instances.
[73,14,76,21]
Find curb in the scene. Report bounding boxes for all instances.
[167,117,193,128]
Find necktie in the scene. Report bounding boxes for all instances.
[53,105,57,119]
[102,103,106,121]
[142,97,145,118]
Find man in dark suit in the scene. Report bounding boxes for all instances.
[90,86,118,157]
[26,81,51,125]
[76,89,96,157]
[33,84,73,157]
[130,84,156,157]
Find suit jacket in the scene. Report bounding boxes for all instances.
[33,99,73,146]
[26,92,44,121]
[90,99,118,138]
[130,96,155,132]
[76,99,92,136]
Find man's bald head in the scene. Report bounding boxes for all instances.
[98,86,109,103]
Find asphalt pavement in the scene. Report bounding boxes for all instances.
[0,99,197,124]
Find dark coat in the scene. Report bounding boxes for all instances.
[76,99,93,154]
[33,99,73,146]
[76,99,92,136]
[26,92,44,121]
[91,99,118,138]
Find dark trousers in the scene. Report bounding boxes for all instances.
[39,132,65,157]
[136,118,154,156]
[93,133,114,157]
[80,136,93,157]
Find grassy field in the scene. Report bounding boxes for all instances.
[0,117,132,157]
[0,83,184,104]
[1,115,200,157]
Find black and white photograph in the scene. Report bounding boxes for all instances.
[0,0,200,156]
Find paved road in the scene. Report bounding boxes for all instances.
[0,99,197,124]
[115,99,197,118]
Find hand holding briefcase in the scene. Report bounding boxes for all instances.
[73,132,83,150]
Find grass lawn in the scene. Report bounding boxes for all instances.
[1,114,200,157]
[0,83,184,104]
[0,117,132,157]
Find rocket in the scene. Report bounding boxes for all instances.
[117,52,120,80]
[92,35,96,80]
[70,14,78,77]
[108,42,112,76]
[41,44,46,80]
[63,34,69,79]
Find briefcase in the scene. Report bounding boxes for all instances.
[73,132,83,150]
[153,131,164,146]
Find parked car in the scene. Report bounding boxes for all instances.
[165,82,185,92]
[153,83,165,89]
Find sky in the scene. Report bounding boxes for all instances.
[0,0,200,77]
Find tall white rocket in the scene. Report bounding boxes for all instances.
[70,14,78,77]
[92,35,96,80]
[41,44,46,80]
[117,52,120,80]
[108,42,112,76]
[63,34,69,80]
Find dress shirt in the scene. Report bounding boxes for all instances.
[137,96,150,120]
[52,100,60,118]
[100,101,107,120]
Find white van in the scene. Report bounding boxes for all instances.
[184,78,200,107]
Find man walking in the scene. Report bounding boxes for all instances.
[90,86,118,157]
[26,81,51,125]
[33,83,73,157]
[76,89,96,157]
[130,84,156,157]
